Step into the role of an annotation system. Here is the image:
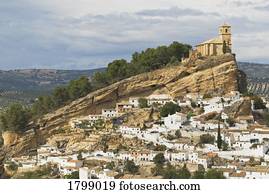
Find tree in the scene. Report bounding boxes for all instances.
[203,93,212,99]
[217,123,222,150]
[192,168,205,179]
[52,87,69,107]
[222,41,227,54]
[199,134,215,144]
[205,169,225,179]
[107,59,129,82]
[77,152,83,160]
[151,164,164,176]
[252,96,266,110]
[32,96,55,116]
[226,117,235,127]
[64,171,79,179]
[160,102,181,117]
[175,130,182,138]
[106,161,115,170]
[68,76,92,100]
[138,98,148,108]
[0,103,31,132]
[92,72,110,89]
[153,153,166,166]
[163,164,191,179]
[124,160,139,174]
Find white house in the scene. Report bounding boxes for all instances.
[79,167,117,179]
[163,113,187,130]
[119,126,141,137]
[129,97,140,108]
[102,109,117,118]
[147,94,173,106]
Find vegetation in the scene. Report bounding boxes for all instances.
[199,134,215,144]
[64,171,79,179]
[138,98,148,108]
[217,125,222,150]
[175,130,182,138]
[252,96,266,110]
[203,93,212,99]
[204,169,225,179]
[124,160,139,174]
[0,103,31,132]
[14,166,53,179]
[226,117,235,127]
[106,161,115,170]
[164,164,191,179]
[192,168,225,179]
[153,153,166,165]
[160,102,181,117]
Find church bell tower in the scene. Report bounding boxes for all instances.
[219,23,232,53]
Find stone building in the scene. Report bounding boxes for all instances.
[195,23,232,57]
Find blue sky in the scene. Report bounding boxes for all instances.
[0,0,269,70]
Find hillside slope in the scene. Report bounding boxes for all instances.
[1,53,247,157]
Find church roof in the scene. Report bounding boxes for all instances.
[196,36,223,47]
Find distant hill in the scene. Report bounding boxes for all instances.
[0,68,106,108]
[238,62,269,97]
[238,62,269,81]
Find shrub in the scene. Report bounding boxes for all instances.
[160,102,181,117]
[199,134,215,144]
[138,98,148,108]
[124,160,139,174]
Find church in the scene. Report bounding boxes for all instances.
[194,23,232,57]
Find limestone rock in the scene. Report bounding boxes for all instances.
[4,54,247,157]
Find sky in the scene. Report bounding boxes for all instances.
[0,0,269,70]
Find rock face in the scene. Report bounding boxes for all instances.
[3,53,247,157]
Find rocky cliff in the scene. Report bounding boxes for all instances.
[1,53,247,157]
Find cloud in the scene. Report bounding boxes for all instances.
[136,7,220,17]
[0,1,269,70]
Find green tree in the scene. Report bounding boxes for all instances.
[107,59,129,82]
[160,102,181,117]
[226,117,235,127]
[52,86,70,107]
[203,93,212,99]
[175,130,182,138]
[92,72,110,89]
[64,171,79,179]
[138,98,148,108]
[32,96,55,116]
[163,163,191,179]
[106,161,115,170]
[192,169,205,179]
[0,103,31,132]
[252,96,266,110]
[124,160,139,174]
[153,153,166,166]
[217,124,222,150]
[205,169,225,179]
[199,134,215,144]
[177,164,191,179]
[68,76,92,100]
[77,151,83,160]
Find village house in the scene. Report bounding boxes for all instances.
[129,97,140,108]
[79,167,117,179]
[102,109,118,118]
[116,102,133,114]
[147,94,173,106]
[163,112,187,130]
[59,159,83,175]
